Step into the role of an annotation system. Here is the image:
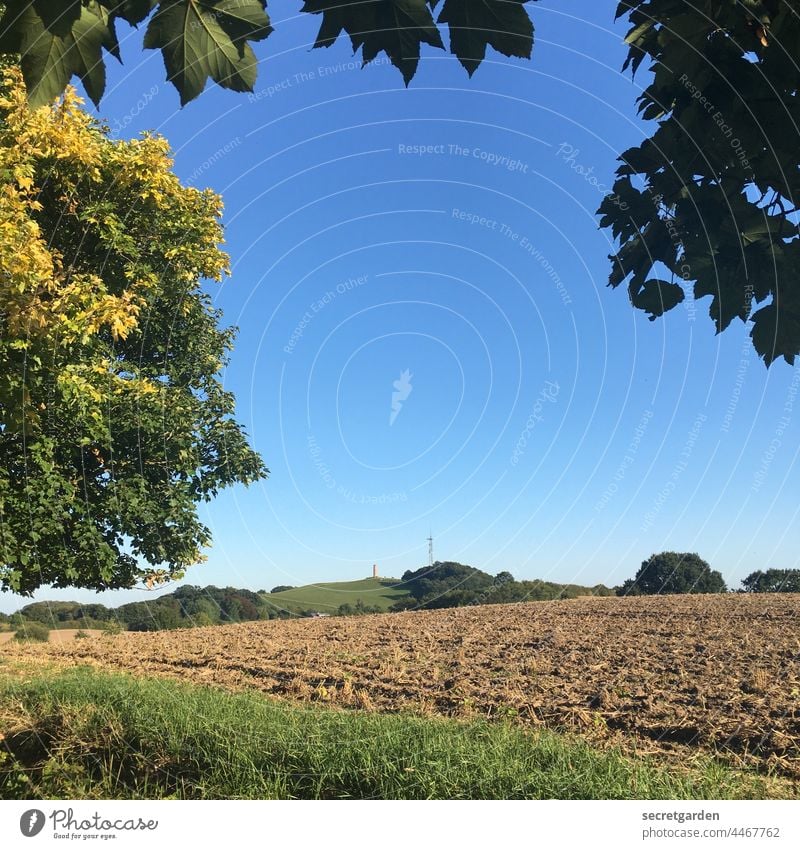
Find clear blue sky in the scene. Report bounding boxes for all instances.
[3,1,799,612]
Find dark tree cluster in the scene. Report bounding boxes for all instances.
[617,552,728,596]
[393,561,613,611]
[741,568,800,593]
[15,600,115,629]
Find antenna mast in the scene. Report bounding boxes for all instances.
[427,532,434,568]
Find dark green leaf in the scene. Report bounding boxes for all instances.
[301,0,444,85]
[31,0,84,37]
[437,0,533,76]
[629,278,685,320]
[604,0,800,366]
[693,267,752,334]
[624,19,653,47]
[2,0,117,106]
[144,0,272,105]
[750,302,800,365]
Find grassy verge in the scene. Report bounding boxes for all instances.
[0,666,790,800]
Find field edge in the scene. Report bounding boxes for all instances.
[0,664,793,801]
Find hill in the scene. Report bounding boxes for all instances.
[261,578,408,615]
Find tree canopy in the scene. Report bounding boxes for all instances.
[0,66,267,594]
[741,568,800,593]
[617,551,727,596]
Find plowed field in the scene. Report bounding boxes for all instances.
[4,594,799,776]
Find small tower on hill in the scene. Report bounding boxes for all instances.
[372,564,378,579]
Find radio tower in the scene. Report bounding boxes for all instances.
[427,532,434,568]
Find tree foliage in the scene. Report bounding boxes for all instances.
[399,560,495,607]
[0,67,267,594]
[0,0,537,106]
[601,0,800,365]
[3,574,616,628]
[617,551,727,596]
[741,568,800,593]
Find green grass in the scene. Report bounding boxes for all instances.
[261,577,409,614]
[0,667,788,800]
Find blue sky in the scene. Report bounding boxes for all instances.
[3,1,799,612]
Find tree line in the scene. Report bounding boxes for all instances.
[1,556,798,634]
[1,586,289,632]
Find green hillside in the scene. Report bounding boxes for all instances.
[261,578,408,614]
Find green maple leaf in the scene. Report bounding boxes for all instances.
[143,0,272,105]
[0,0,118,107]
[301,0,444,85]
[436,0,534,76]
